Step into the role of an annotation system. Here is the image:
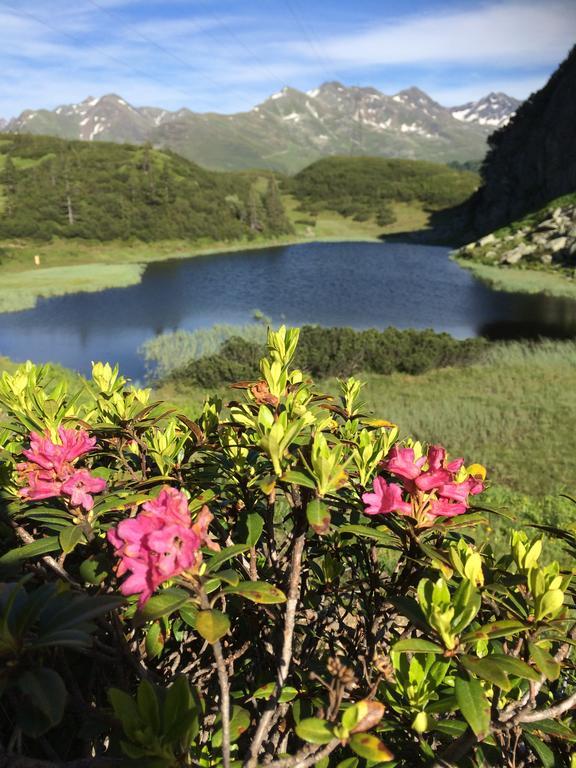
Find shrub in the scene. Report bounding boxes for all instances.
[0,332,574,767]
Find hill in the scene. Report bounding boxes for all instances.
[472,45,576,232]
[285,156,480,224]
[1,84,519,173]
[0,133,292,242]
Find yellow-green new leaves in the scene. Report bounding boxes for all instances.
[309,431,349,497]
[448,540,484,587]
[255,408,308,476]
[417,577,480,650]
[351,426,398,487]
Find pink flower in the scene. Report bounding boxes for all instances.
[430,498,468,517]
[22,427,96,474]
[141,486,191,526]
[107,487,218,606]
[415,468,452,492]
[18,428,105,510]
[362,476,412,516]
[426,445,446,471]
[57,427,97,463]
[61,469,107,511]
[382,446,426,481]
[18,465,63,501]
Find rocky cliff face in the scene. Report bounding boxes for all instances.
[473,46,576,233]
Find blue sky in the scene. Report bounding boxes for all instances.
[0,0,574,117]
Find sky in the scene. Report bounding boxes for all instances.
[0,0,575,118]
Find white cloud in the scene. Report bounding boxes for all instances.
[294,0,576,67]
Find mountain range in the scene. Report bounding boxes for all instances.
[2,84,520,174]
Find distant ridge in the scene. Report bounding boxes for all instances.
[1,84,519,173]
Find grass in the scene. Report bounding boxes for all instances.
[0,263,145,313]
[456,259,576,299]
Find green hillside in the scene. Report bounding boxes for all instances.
[0,134,292,242]
[286,156,480,223]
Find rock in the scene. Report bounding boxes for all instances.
[500,245,533,265]
[478,233,496,246]
[552,207,563,222]
[549,236,568,252]
[536,218,557,232]
[485,250,497,260]
[532,234,549,246]
[540,253,553,265]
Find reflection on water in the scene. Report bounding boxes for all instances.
[0,241,575,379]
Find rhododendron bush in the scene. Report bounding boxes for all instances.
[0,328,574,768]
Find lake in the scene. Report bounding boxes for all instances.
[1,241,576,380]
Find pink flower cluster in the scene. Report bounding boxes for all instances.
[18,427,106,511]
[107,487,220,605]
[362,444,484,524]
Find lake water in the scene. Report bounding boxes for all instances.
[1,241,576,380]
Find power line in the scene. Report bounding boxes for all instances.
[279,0,336,83]
[82,0,223,90]
[0,0,198,103]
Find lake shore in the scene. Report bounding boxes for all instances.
[454,256,576,300]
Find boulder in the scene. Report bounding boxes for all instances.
[540,253,553,265]
[549,236,568,252]
[478,233,496,246]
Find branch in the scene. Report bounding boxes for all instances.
[12,524,78,586]
[200,588,231,768]
[262,738,340,768]
[513,689,576,724]
[244,532,306,767]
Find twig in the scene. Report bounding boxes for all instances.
[12,524,78,586]
[200,588,231,768]
[513,689,576,724]
[262,738,340,768]
[244,532,306,767]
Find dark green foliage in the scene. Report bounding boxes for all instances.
[286,156,480,221]
[172,336,264,389]
[0,134,292,242]
[170,326,488,387]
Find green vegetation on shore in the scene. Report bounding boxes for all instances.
[286,155,480,224]
[455,259,576,299]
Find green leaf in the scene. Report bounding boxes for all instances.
[204,544,250,573]
[488,654,541,683]
[15,668,67,737]
[306,499,331,535]
[137,679,160,731]
[0,536,60,566]
[195,609,230,643]
[222,581,286,604]
[454,675,491,739]
[282,469,317,489]
[295,717,335,744]
[246,512,264,547]
[460,656,512,691]
[461,620,529,642]
[108,688,142,741]
[338,524,396,544]
[392,638,444,654]
[138,588,191,622]
[253,682,298,702]
[59,524,86,555]
[145,621,165,660]
[349,733,394,762]
[523,732,555,768]
[528,642,560,681]
[212,705,251,747]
